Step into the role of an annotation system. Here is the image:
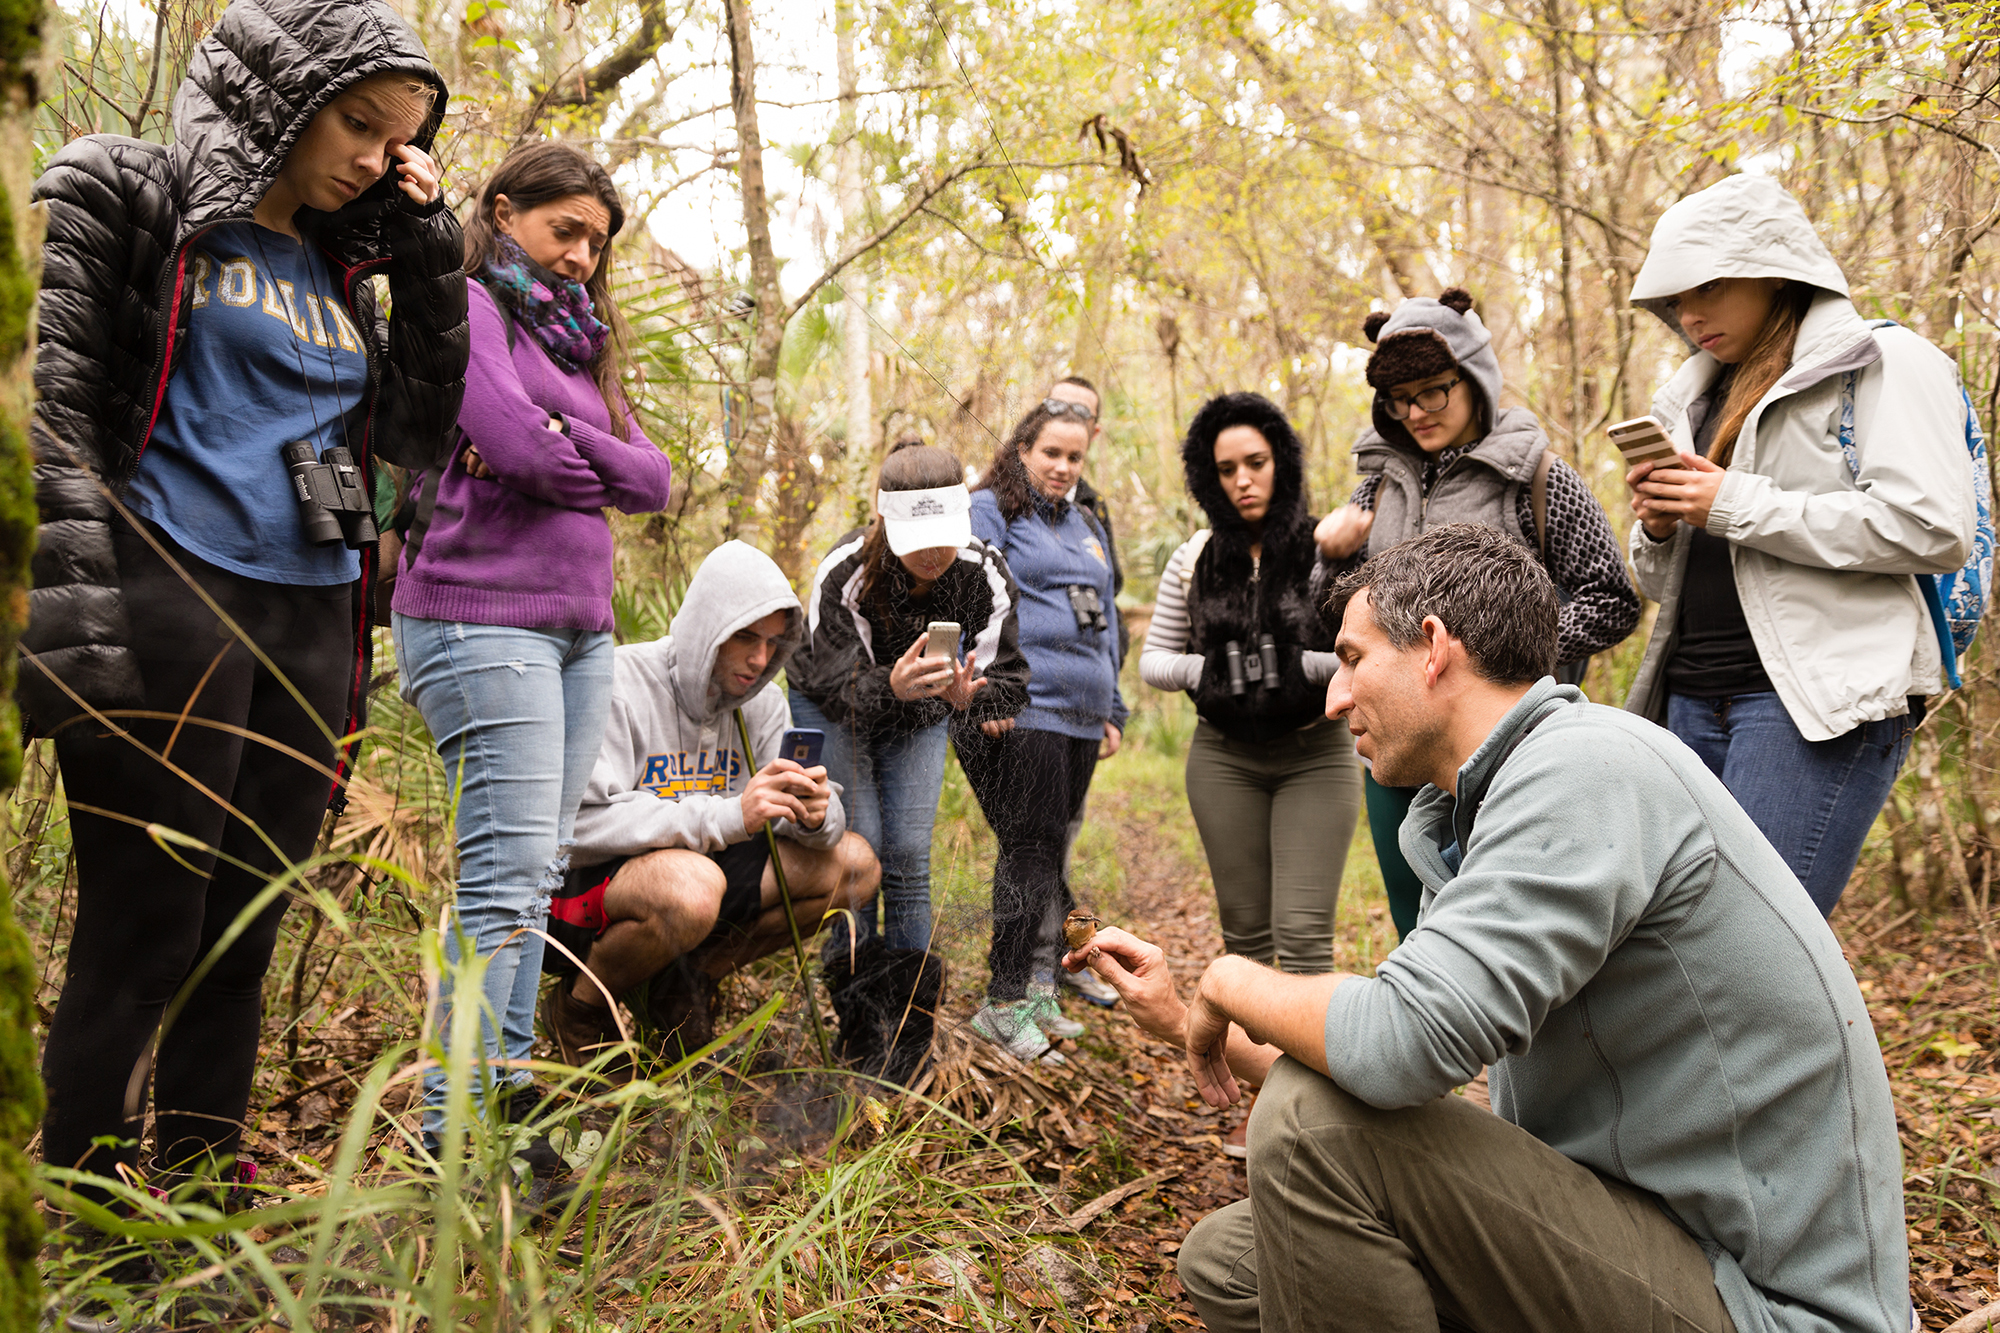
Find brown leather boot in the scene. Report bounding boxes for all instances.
[541,980,620,1076]
[645,956,720,1063]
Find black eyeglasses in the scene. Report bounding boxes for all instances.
[1042,398,1098,424]
[1377,378,1461,420]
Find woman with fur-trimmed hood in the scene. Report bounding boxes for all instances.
[1316,288,1639,940]
[1140,392,1362,1012]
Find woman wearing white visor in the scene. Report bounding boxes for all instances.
[790,440,1030,963]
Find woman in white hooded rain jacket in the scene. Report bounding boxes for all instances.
[1623,173,1980,915]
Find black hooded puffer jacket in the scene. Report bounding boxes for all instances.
[23,0,468,738]
[1180,392,1338,744]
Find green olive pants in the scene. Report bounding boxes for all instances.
[1185,719,1362,974]
[1178,1058,1738,1333]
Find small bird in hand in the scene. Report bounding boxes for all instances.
[1062,909,1102,952]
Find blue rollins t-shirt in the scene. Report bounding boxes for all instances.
[127,222,369,585]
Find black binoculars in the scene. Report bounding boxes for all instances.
[1066,583,1108,634]
[1226,634,1280,697]
[283,440,378,550]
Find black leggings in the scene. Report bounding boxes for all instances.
[43,517,351,1190]
[952,724,1099,1002]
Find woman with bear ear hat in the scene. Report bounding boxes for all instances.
[1317,288,1640,940]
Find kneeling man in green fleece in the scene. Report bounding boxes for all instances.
[1071,522,1908,1333]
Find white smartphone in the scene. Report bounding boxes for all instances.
[1607,415,1680,467]
[924,621,961,659]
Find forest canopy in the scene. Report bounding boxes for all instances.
[42,0,1999,599]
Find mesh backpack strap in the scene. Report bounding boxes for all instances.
[1530,448,1554,560]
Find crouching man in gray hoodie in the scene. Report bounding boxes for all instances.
[1069,523,1910,1333]
[544,541,880,1070]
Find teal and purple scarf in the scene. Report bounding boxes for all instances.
[480,232,610,372]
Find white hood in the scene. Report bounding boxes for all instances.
[1630,174,1850,340]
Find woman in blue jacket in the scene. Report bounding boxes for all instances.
[956,399,1127,1063]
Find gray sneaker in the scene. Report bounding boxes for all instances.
[1027,973,1086,1038]
[970,1001,1067,1065]
[1028,988,1086,1039]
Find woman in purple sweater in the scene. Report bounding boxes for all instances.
[391,142,672,1162]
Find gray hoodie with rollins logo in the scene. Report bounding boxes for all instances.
[570,541,845,866]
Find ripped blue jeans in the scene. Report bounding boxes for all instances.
[392,615,615,1140]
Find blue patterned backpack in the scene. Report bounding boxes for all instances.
[1836,320,1994,689]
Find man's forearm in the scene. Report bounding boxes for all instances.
[1202,954,1351,1078]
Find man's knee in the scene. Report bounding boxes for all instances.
[1178,1199,1261,1333]
[1244,1057,1378,1185]
[610,850,725,937]
[834,833,880,904]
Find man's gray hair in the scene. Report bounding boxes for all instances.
[1327,523,1559,685]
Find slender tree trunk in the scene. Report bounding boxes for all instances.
[835,0,874,495]
[0,0,46,1322]
[723,0,786,541]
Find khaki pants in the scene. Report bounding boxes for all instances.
[1178,1058,1738,1333]
[1185,719,1362,974]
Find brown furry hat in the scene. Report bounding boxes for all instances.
[1363,288,1478,390]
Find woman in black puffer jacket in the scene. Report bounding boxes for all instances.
[24,0,467,1211]
[1139,393,1360,978]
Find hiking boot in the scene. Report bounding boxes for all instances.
[645,956,719,1063]
[42,1244,164,1333]
[1060,963,1120,1008]
[970,1001,1066,1065]
[497,1082,567,1180]
[541,981,619,1074]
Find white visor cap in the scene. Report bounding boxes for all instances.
[878,485,973,556]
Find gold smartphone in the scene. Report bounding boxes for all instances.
[924,621,961,659]
[1608,415,1679,467]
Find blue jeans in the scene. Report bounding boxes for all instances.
[1666,691,1915,916]
[789,691,947,952]
[393,615,615,1135]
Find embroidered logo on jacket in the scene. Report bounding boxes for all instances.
[640,748,742,797]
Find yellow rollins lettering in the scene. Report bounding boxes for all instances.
[217,258,256,307]
[324,300,363,353]
[304,294,332,347]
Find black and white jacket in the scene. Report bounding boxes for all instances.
[789,530,1030,740]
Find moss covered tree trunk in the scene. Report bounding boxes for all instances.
[0,0,45,1324]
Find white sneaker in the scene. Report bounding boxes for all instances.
[1028,988,1086,1039]
[970,1001,1066,1065]
[1059,964,1120,1008]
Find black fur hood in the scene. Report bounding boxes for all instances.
[1182,392,1311,539]
[1178,393,1334,743]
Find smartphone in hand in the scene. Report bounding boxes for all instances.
[1608,415,1679,467]
[925,621,962,659]
[779,727,825,768]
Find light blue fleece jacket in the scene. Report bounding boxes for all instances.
[1324,680,1908,1333]
[969,488,1127,740]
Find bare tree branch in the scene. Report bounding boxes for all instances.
[783,158,1106,320]
[551,0,679,109]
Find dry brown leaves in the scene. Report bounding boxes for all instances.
[1847,914,2000,1330]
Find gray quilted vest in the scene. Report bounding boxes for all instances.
[1355,406,1551,556]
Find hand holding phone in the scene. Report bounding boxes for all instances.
[890,634,955,700]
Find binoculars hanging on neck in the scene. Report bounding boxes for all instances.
[283,440,378,550]
[1226,634,1280,697]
